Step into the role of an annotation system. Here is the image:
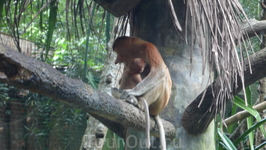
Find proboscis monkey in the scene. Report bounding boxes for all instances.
[112,36,172,150]
[111,58,151,148]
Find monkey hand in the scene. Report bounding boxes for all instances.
[112,89,141,109]
[111,88,137,104]
[120,90,142,109]
[120,89,134,99]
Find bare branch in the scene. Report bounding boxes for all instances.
[221,101,266,127]
[0,44,176,139]
[243,19,266,38]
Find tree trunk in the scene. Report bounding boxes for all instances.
[130,0,215,149]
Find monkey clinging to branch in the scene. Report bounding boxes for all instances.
[111,36,172,150]
[111,58,151,147]
[112,58,147,108]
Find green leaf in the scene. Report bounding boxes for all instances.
[83,2,96,81]
[86,72,97,89]
[233,87,266,148]
[45,0,59,60]
[255,141,266,150]
[233,96,266,134]
[227,102,238,134]
[234,118,266,145]
[246,87,254,150]
[247,116,254,150]
[218,128,237,150]
[0,0,5,23]
[39,0,44,31]
[233,96,266,138]
[233,96,258,118]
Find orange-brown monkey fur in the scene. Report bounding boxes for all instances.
[120,58,145,89]
[112,36,172,150]
[111,58,145,104]
[111,58,147,109]
[113,36,172,116]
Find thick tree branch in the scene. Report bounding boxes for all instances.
[0,44,176,139]
[182,46,266,135]
[244,19,266,38]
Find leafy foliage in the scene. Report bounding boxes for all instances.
[217,87,266,150]
[0,0,113,149]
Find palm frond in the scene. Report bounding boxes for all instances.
[186,0,251,114]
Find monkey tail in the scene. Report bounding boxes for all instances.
[155,115,166,150]
[139,98,151,148]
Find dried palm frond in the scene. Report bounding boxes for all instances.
[183,0,252,134]
[113,14,131,38]
[167,0,182,31]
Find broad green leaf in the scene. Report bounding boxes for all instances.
[218,128,237,150]
[83,2,96,81]
[247,116,254,150]
[233,96,266,136]
[233,96,258,117]
[45,0,59,60]
[246,87,254,150]
[227,102,238,134]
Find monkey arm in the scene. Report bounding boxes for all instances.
[120,67,167,99]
